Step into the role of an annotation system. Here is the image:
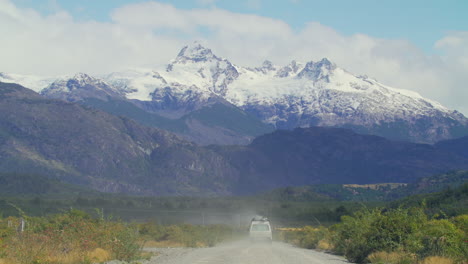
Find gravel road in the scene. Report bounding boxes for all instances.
[142,240,351,264]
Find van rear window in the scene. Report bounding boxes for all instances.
[251,223,270,231]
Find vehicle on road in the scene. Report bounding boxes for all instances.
[249,216,272,243]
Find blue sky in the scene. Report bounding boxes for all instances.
[12,0,468,53]
[2,0,468,114]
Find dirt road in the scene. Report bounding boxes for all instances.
[144,240,351,264]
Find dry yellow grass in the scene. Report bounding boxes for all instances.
[419,256,454,264]
[45,252,81,264]
[275,227,304,231]
[368,251,416,263]
[143,240,185,248]
[344,183,407,190]
[196,241,208,248]
[87,248,111,263]
[0,259,11,264]
[317,239,333,251]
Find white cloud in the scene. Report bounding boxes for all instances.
[0,0,467,115]
[433,32,468,115]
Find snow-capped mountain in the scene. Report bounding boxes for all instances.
[0,72,56,92]
[2,42,467,143]
[102,43,468,143]
[41,73,126,102]
[103,43,241,116]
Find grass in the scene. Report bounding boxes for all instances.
[419,256,455,264]
[0,210,142,264]
[316,239,333,251]
[142,240,185,248]
[367,251,416,264]
[137,222,234,248]
[87,248,111,263]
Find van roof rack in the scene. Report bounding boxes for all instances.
[251,216,269,222]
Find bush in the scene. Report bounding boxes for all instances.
[0,209,142,263]
[331,209,383,263]
[325,207,467,264]
[277,228,302,245]
[298,226,329,249]
[416,219,466,260]
[137,222,232,248]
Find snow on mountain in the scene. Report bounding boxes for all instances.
[100,42,467,142]
[102,43,240,115]
[0,72,56,92]
[41,73,125,101]
[226,59,455,127]
[165,43,239,96]
[2,42,467,143]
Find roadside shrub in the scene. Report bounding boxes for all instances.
[322,207,466,264]
[138,221,165,241]
[331,207,427,263]
[416,219,466,260]
[298,226,329,249]
[278,226,331,250]
[0,209,142,263]
[330,209,380,263]
[450,215,467,240]
[165,225,185,243]
[105,222,141,261]
[277,228,302,245]
[317,239,333,251]
[137,222,232,248]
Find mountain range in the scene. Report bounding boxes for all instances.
[0,82,241,195]
[1,42,468,144]
[1,81,467,195]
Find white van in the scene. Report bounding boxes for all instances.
[249,216,272,243]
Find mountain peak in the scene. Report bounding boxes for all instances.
[296,58,336,81]
[261,60,276,71]
[42,73,123,101]
[317,58,333,67]
[174,42,219,63]
[252,60,277,74]
[275,60,302,78]
[73,72,92,80]
[66,73,107,88]
[71,72,94,84]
